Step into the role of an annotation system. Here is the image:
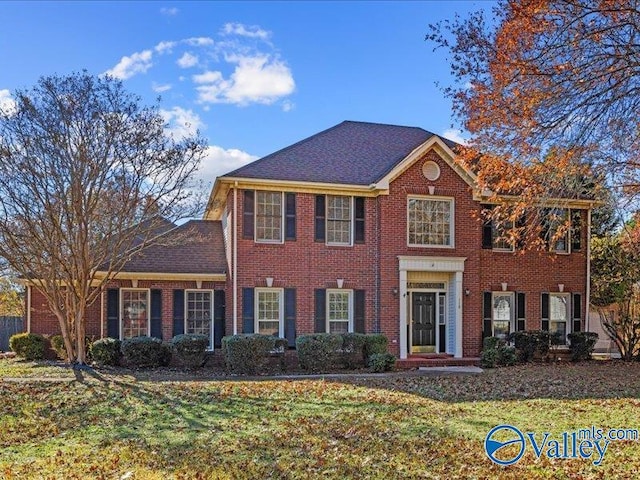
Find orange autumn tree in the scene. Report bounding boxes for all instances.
[428,0,638,244]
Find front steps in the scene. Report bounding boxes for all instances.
[396,354,481,369]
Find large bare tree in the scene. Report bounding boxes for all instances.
[0,72,206,363]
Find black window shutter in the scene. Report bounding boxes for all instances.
[214,290,225,348]
[285,193,296,241]
[314,289,326,333]
[482,292,492,338]
[572,293,582,333]
[481,205,493,249]
[173,289,185,336]
[516,213,527,250]
[106,288,119,338]
[243,190,255,239]
[541,293,550,331]
[314,195,326,242]
[242,288,255,334]
[354,197,365,244]
[150,289,162,339]
[516,292,526,331]
[284,288,296,347]
[354,290,365,333]
[540,208,551,247]
[571,210,582,252]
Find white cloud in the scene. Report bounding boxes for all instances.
[192,71,223,84]
[195,55,295,105]
[441,128,468,145]
[160,7,179,16]
[155,40,177,54]
[177,52,199,68]
[282,100,294,112]
[185,37,214,47]
[0,89,16,115]
[160,106,205,140]
[152,82,172,93]
[104,50,153,80]
[198,145,258,183]
[221,23,271,41]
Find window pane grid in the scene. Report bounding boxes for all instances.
[257,290,281,336]
[186,291,212,346]
[328,291,350,334]
[327,196,351,244]
[122,290,149,339]
[550,294,568,340]
[492,293,512,339]
[256,192,282,241]
[408,198,452,246]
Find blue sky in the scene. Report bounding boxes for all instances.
[0,1,491,187]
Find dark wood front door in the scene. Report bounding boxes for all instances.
[411,292,436,353]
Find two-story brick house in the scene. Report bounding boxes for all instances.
[26,121,594,359]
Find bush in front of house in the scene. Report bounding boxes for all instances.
[9,332,46,360]
[480,336,516,368]
[120,336,171,368]
[568,332,599,361]
[507,330,553,363]
[363,334,388,359]
[222,334,282,375]
[368,352,396,372]
[296,333,343,372]
[171,334,209,369]
[90,337,122,366]
[50,334,67,360]
[340,332,367,368]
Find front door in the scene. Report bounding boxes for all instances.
[411,292,436,353]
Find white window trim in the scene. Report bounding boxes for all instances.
[184,289,215,351]
[255,191,285,244]
[491,291,515,338]
[120,288,151,340]
[255,287,284,337]
[547,208,571,255]
[549,292,571,341]
[407,195,455,248]
[326,289,354,333]
[492,221,516,253]
[326,195,354,246]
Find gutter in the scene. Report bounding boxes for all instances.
[585,209,592,331]
[233,182,238,335]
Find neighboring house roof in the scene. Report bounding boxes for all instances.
[118,220,226,275]
[223,120,460,185]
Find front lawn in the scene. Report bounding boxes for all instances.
[2,359,640,479]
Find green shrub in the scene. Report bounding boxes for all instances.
[363,334,388,359]
[50,334,67,360]
[481,336,516,368]
[568,332,599,361]
[121,336,171,368]
[222,334,281,374]
[341,332,367,368]
[9,332,46,360]
[296,333,343,372]
[507,330,552,363]
[90,337,122,366]
[171,334,209,369]
[368,353,396,372]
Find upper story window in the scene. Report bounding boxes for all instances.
[541,208,582,254]
[407,197,454,247]
[256,191,283,242]
[327,195,352,245]
[315,195,365,245]
[243,190,296,243]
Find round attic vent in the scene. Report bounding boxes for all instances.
[422,160,440,181]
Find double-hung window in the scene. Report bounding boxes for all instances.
[186,290,213,349]
[549,293,569,341]
[256,288,283,336]
[255,191,283,242]
[326,195,352,245]
[121,289,150,339]
[492,292,513,339]
[327,289,352,334]
[407,197,454,247]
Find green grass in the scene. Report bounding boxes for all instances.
[2,359,640,479]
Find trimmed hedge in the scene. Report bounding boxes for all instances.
[341,333,367,368]
[568,332,598,361]
[9,332,46,360]
[222,334,285,374]
[480,336,516,368]
[507,330,551,362]
[90,338,122,366]
[363,334,388,359]
[171,334,209,369]
[368,353,396,372]
[296,333,343,372]
[50,334,67,361]
[121,336,171,368]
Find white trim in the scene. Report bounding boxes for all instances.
[184,289,215,351]
[26,286,31,333]
[454,271,463,357]
[406,195,455,249]
[549,292,571,341]
[233,184,238,335]
[326,289,354,333]
[255,287,284,337]
[398,256,466,273]
[407,289,445,354]
[326,195,354,246]
[94,272,226,282]
[491,291,515,338]
[100,289,104,339]
[254,190,285,244]
[585,209,592,331]
[399,270,408,359]
[119,288,151,340]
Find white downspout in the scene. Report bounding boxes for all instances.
[585,209,592,331]
[233,182,238,335]
[26,286,31,333]
[100,289,105,339]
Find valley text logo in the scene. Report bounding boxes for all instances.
[484,424,639,466]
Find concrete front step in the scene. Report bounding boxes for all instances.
[396,356,481,369]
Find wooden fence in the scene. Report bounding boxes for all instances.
[0,316,24,351]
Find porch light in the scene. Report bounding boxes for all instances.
[501,282,508,292]
[337,279,344,289]
[266,277,274,287]
[465,288,470,296]
[558,283,564,292]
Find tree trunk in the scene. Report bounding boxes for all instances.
[74,306,87,364]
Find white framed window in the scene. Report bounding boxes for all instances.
[407,196,454,247]
[255,288,284,336]
[185,290,213,349]
[255,191,284,243]
[549,293,569,342]
[545,208,570,254]
[121,289,150,339]
[326,195,352,245]
[492,220,515,252]
[492,292,514,339]
[327,289,353,334]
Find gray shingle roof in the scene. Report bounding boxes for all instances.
[120,220,226,275]
[223,121,459,185]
